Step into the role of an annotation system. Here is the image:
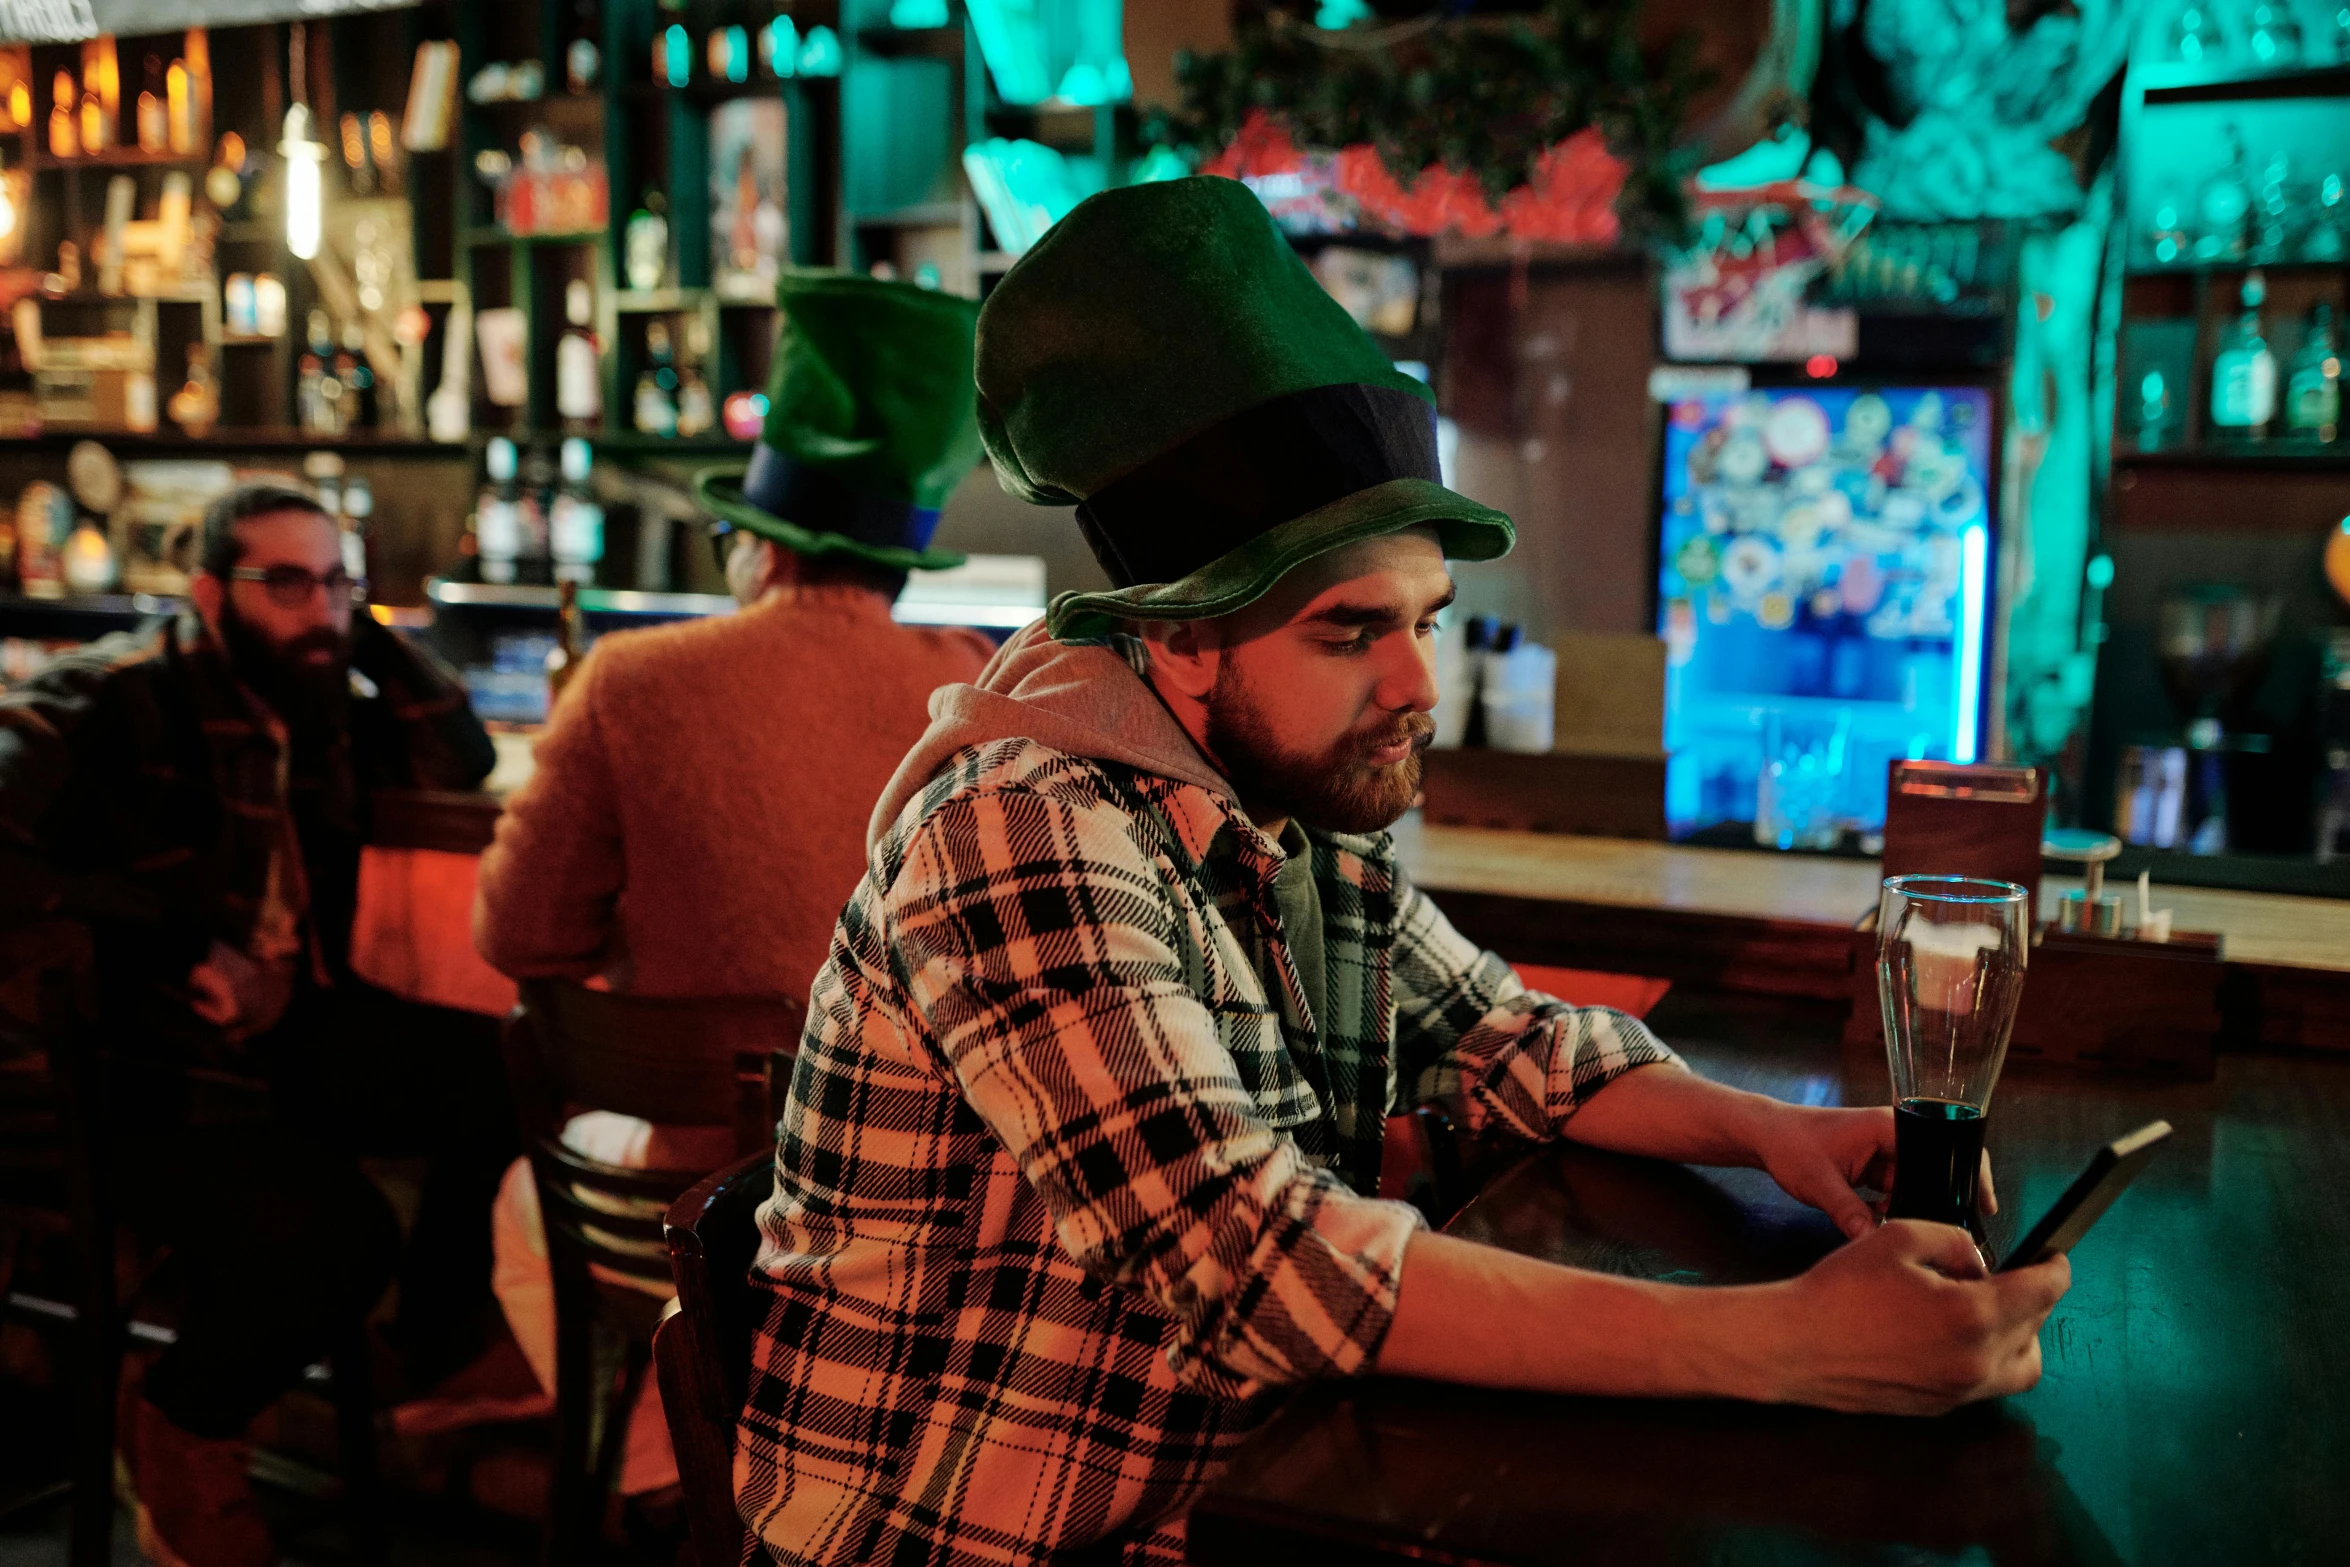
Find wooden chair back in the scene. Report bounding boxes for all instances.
[501,979,800,1564]
[654,1151,775,1567]
[1880,760,2046,911]
[504,977,800,1292]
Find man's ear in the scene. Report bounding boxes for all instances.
[188,570,224,633]
[1138,617,1219,701]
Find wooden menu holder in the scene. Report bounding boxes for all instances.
[1844,761,2221,1078]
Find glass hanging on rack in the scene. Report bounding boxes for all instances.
[2310,172,2348,261]
[2148,186,2190,264]
[2165,0,2227,61]
[2244,1,2303,64]
[2253,150,2296,262]
[2195,128,2253,262]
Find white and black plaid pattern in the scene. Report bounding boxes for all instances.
[737,739,1678,1565]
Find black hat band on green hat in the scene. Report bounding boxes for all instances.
[740,443,945,555]
[1074,382,1439,589]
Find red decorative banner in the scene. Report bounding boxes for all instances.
[1203,109,1625,245]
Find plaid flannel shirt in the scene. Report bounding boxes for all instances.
[741,737,1679,1566]
[0,611,493,1077]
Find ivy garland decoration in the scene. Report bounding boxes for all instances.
[1149,2,1712,242]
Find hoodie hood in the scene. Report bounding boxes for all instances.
[868,619,1234,850]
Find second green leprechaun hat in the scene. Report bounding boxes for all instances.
[695,269,983,572]
[975,175,1514,638]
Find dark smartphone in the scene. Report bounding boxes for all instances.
[1996,1120,2173,1272]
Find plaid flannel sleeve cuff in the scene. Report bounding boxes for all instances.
[1166,1168,1423,1398]
[1391,878,1685,1141]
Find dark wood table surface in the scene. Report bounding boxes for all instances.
[1188,988,2350,1567]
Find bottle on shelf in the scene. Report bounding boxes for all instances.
[342,474,375,584]
[338,323,378,430]
[549,436,604,585]
[2312,170,2348,261]
[306,450,344,526]
[676,316,715,438]
[635,318,681,436]
[562,0,602,94]
[166,342,218,436]
[476,436,523,585]
[124,366,157,433]
[519,445,555,580]
[183,27,212,150]
[2254,151,2294,263]
[624,190,669,291]
[136,55,166,152]
[2287,303,2341,442]
[2194,129,2252,263]
[556,278,602,430]
[47,72,75,158]
[78,80,103,155]
[2137,369,2173,452]
[297,310,336,434]
[2210,270,2278,439]
[546,577,585,706]
[167,57,191,153]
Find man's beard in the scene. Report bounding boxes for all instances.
[218,599,351,734]
[1204,661,1434,834]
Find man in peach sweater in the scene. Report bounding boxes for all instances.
[470,271,993,1501]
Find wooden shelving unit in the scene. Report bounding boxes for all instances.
[2081,42,2350,862]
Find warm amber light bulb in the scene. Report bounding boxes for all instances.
[217,130,243,168]
[7,81,27,128]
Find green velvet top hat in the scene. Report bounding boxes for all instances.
[695,269,983,572]
[975,175,1515,639]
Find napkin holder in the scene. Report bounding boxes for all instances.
[1842,761,2220,1078]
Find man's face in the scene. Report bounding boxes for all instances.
[1195,528,1452,834]
[206,508,354,726]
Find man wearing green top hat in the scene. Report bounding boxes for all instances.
[737,178,2066,1565]
[473,272,994,1494]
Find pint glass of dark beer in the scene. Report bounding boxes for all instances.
[1876,875,2030,1230]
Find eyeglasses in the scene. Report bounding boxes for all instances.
[706,520,740,575]
[228,564,365,608]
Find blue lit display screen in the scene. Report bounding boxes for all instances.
[1656,385,1995,841]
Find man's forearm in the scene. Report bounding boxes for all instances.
[1375,1230,1779,1400]
[1560,1059,1786,1167]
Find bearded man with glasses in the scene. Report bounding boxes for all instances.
[0,481,505,1567]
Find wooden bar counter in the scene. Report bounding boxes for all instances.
[1188,987,2350,1567]
[360,782,2350,1049]
[1389,818,2350,1054]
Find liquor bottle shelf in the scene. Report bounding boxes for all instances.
[0,590,174,638]
[460,225,608,249]
[427,576,1042,632]
[2115,440,2350,469]
[2135,59,2350,106]
[24,147,212,172]
[2126,256,2350,280]
[0,428,466,454]
[428,577,735,620]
